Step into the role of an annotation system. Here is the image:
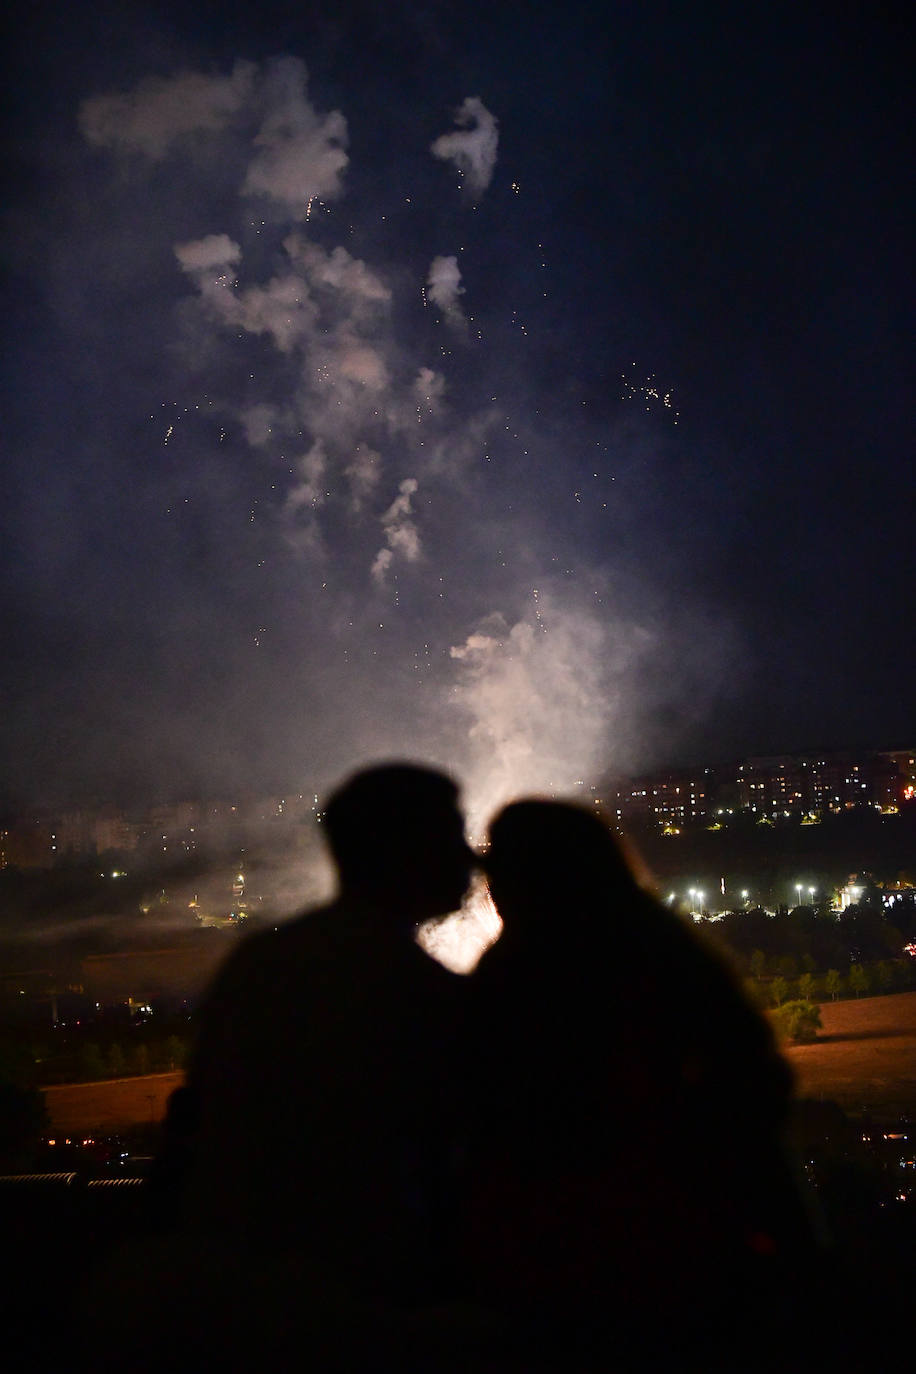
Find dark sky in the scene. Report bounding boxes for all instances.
[2,0,912,818]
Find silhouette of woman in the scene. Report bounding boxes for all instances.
[464,799,818,1369]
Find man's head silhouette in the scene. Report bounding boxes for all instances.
[323,762,474,924]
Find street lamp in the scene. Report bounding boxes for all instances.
[795,883,803,907]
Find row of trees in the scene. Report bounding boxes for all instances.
[64,1033,189,1083]
[745,956,913,1045]
[748,956,915,1010]
[0,1028,191,1087]
[702,900,915,979]
[695,902,916,1042]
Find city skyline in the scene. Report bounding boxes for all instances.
[3,739,912,828]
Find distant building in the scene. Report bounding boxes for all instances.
[609,746,912,832]
[0,818,54,869]
[147,801,199,832]
[736,756,810,813]
[94,805,138,854]
[54,810,96,857]
[736,752,905,815]
[3,747,910,863]
[880,750,916,802]
[613,771,711,827]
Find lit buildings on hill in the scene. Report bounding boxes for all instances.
[0,752,912,871]
[610,748,913,829]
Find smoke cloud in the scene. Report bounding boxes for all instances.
[372,478,422,584]
[0,46,740,829]
[82,58,348,218]
[447,591,650,833]
[431,96,499,197]
[242,59,349,216]
[79,62,257,157]
[426,255,466,331]
[173,234,242,274]
[4,1,904,912]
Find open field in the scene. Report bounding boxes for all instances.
[783,989,916,1118]
[43,1071,183,1134]
[41,990,916,1134]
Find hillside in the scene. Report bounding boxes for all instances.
[784,989,916,1118]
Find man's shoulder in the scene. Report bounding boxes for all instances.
[206,901,466,1002]
[203,904,337,994]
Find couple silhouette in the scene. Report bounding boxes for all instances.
[106,762,821,1370]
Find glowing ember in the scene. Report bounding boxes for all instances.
[417,876,502,974]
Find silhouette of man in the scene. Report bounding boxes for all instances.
[163,763,475,1310]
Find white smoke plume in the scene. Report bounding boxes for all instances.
[86,61,499,588]
[79,62,256,157]
[287,236,390,308]
[345,442,382,511]
[285,442,328,514]
[371,478,421,583]
[173,234,242,274]
[242,59,349,217]
[448,593,650,834]
[72,52,729,856]
[420,590,651,975]
[426,255,466,331]
[414,367,446,413]
[81,58,348,216]
[239,403,282,448]
[335,337,389,390]
[282,443,328,558]
[431,96,499,197]
[175,236,319,353]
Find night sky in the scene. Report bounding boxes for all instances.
[2,1,912,818]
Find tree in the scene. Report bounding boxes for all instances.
[894,959,915,990]
[80,1042,105,1080]
[106,1042,125,1078]
[750,949,767,980]
[770,976,789,1007]
[825,969,843,1001]
[771,1000,822,1044]
[798,972,816,1002]
[874,961,896,994]
[849,964,870,999]
[163,1034,187,1070]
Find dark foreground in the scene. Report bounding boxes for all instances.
[3,1096,913,1374]
[5,992,916,1369]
